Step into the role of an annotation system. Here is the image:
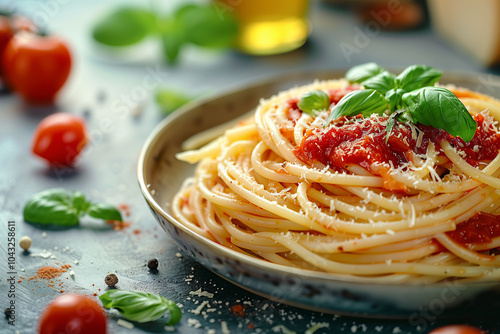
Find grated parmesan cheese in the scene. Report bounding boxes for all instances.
[117,319,134,329]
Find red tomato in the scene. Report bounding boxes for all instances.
[38,294,107,334]
[0,16,13,73]
[429,325,486,334]
[32,112,87,166]
[2,31,71,103]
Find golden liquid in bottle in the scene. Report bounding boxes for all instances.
[219,0,310,55]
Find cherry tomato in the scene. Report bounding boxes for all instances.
[38,294,107,334]
[429,325,486,334]
[32,112,87,167]
[2,31,71,103]
[0,16,13,73]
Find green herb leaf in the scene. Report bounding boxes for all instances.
[385,114,396,144]
[159,18,185,65]
[402,87,477,142]
[396,65,443,92]
[175,4,238,48]
[88,203,122,221]
[92,7,157,47]
[23,188,122,226]
[100,290,181,325]
[165,300,182,326]
[361,71,396,95]
[23,188,81,226]
[155,89,192,115]
[346,63,385,84]
[384,110,411,143]
[326,89,389,125]
[386,88,406,111]
[297,90,330,116]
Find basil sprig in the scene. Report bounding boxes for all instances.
[23,188,122,226]
[297,90,330,116]
[319,63,476,142]
[92,4,238,65]
[99,290,182,326]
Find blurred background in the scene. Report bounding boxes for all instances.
[2,0,500,115]
[2,1,500,333]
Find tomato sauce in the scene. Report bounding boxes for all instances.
[448,212,500,246]
[293,112,500,174]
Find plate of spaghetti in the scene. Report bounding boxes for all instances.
[139,64,500,317]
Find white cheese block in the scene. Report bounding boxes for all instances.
[428,0,500,66]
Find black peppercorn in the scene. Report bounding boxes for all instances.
[4,308,12,319]
[105,273,118,287]
[147,258,158,270]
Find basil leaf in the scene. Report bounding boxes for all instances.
[326,89,389,125]
[92,7,157,47]
[24,188,123,226]
[386,88,406,111]
[165,301,182,326]
[402,87,477,142]
[159,17,185,65]
[297,90,330,116]
[88,203,122,221]
[155,89,192,115]
[346,63,385,84]
[100,290,182,325]
[362,71,396,95]
[396,65,443,92]
[23,188,81,226]
[72,191,90,214]
[176,4,238,48]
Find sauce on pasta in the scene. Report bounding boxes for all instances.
[295,109,500,173]
[448,212,500,246]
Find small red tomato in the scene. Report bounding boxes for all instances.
[0,16,13,70]
[32,112,87,167]
[2,31,71,103]
[429,325,486,334]
[38,294,107,334]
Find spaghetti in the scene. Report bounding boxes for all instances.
[172,77,500,283]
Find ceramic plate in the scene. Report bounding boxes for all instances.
[138,70,500,318]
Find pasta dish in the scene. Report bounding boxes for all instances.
[172,64,500,283]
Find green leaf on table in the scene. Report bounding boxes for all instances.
[175,4,238,48]
[297,90,330,116]
[402,86,477,142]
[23,188,81,226]
[396,65,443,92]
[23,188,122,226]
[88,203,122,221]
[155,89,192,115]
[99,290,182,325]
[346,62,385,84]
[326,89,389,125]
[92,7,157,47]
